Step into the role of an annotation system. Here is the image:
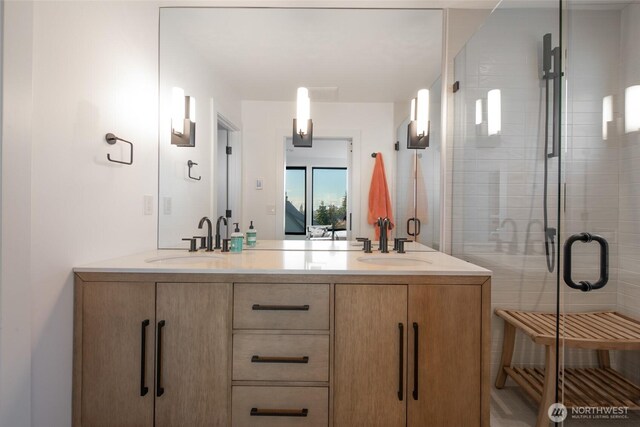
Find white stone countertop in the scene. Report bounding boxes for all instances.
[75,241,491,276]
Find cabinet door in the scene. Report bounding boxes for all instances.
[334,285,407,427]
[155,282,231,427]
[408,285,481,427]
[82,282,155,427]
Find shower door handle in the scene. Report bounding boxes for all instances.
[407,218,421,237]
[563,232,609,292]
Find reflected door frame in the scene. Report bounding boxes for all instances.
[276,128,362,240]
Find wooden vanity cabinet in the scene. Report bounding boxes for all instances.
[74,278,231,427]
[334,281,489,427]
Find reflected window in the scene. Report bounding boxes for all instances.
[285,167,307,235]
[312,168,347,230]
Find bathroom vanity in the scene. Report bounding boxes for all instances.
[73,244,491,427]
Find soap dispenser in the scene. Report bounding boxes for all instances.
[230,223,244,253]
[246,221,257,247]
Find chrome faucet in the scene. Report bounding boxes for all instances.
[198,217,214,251]
[215,216,228,250]
[377,217,391,253]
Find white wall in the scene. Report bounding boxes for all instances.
[158,21,242,248]
[2,1,160,425]
[1,2,33,425]
[241,100,394,240]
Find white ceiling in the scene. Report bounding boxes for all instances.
[161,8,443,103]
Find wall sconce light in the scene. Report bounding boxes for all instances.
[407,88,430,149]
[488,89,501,136]
[602,95,613,140]
[475,99,483,125]
[293,87,313,147]
[625,85,640,134]
[171,87,196,147]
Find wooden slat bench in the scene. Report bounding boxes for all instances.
[495,309,640,427]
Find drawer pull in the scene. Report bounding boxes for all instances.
[251,355,309,364]
[250,408,309,417]
[252,304,310,311]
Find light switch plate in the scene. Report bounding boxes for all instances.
[144,195,154,215]
[256,178,264,190]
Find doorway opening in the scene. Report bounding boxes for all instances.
[284,137,352,240]
[216,114,240,239]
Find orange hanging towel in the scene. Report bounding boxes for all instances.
[367,153,394,240]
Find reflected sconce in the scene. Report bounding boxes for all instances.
[475,99,483,125]
[407,88,430,149]
[488,89,502,136]
[602,95,613,140]
[625,85,640,134]
[293,87,313,147]
[171,87,196,147]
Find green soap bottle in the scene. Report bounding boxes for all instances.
[230,223,244,253]
[246,221,257,247]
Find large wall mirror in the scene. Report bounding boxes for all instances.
[159,8,443,249]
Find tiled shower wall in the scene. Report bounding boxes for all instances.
[451,5,640,383]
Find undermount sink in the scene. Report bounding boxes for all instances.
[145,254,225,265]
[356,256,431,267]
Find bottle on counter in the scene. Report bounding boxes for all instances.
[230,223,244,253]
[246,221,257,247]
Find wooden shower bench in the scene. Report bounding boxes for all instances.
[495,309,640,427]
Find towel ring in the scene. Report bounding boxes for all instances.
[187,160,201,181]
[105,133,133,165]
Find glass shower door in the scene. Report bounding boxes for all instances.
[558,0,640,424]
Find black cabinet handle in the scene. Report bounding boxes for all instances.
[156,320,165,397]
[250,408,308,417]
[252,304,310,311]
[563,232,609,292]
[412,322,419,400]
[140,319,149,396]
[251,355,309,364]
[398,323,404,401]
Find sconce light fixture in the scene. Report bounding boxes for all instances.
[625,85,640,134]
[475,99,483,125]
[488,89,501,136]
[407,88,430,149]
[171,87,196,147]
[293,87,313,147]
[602,95,613,140]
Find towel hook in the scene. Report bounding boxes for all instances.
[187,160,201,181]
[371,152,378,158]
[105,133,133,165]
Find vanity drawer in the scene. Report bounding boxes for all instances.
[234,283,329,330]
[233,334,329,382]
[232,386,328,427]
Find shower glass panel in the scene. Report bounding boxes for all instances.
[451,1,562,425]
[454,0,640,424]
